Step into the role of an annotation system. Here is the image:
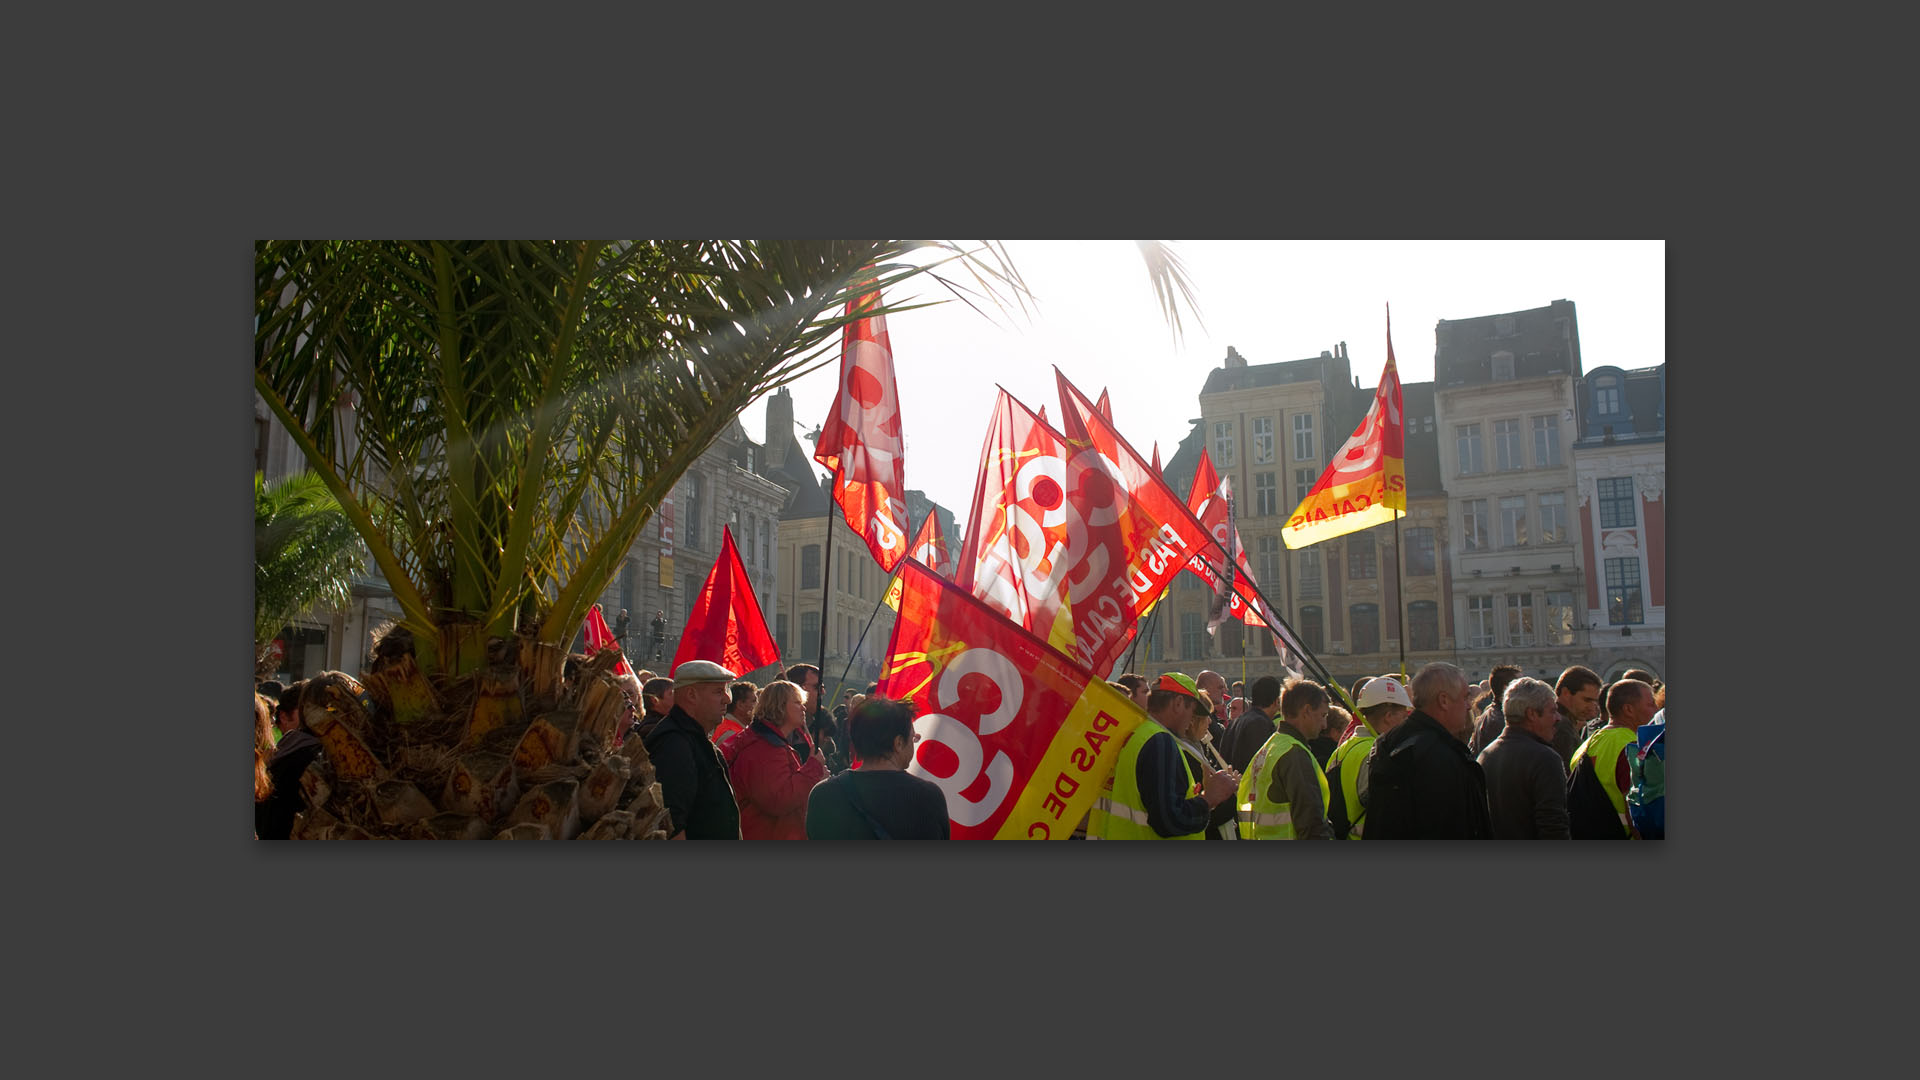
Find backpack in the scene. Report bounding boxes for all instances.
[1567,751,1628,840]
[1627,725,1665,839]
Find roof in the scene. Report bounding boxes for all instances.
[1434,299,1583,387]
[1201,352,1349,397]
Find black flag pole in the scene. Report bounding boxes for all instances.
[1395,509,1406,676]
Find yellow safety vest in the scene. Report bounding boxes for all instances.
[1087,719,1203,840]
[1328,732,1376,839]
[1236,730,1330,840]
[1571,726,1638,837]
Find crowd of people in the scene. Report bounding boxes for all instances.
[254,653,1665,841]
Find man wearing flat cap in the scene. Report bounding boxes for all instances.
[1087,672,1240,840]
[642,659,742,840]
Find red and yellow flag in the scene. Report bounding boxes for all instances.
[583,604,633,677]
[1052,369,1219,675]
[1282,307,1407,549]
[814,285,911,571]
[878,559,1146,840]
[884,512,954,610]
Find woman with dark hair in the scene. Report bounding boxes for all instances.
[804,698,951,840]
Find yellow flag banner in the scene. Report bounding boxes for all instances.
[877,559,1147,839]
[1282,311,1407,549]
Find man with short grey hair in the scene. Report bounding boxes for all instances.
[1475,677,1570,839]
[1360,662,1491,840]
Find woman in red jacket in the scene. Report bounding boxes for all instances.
[721,679,828,840]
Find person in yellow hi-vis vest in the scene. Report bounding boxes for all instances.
[1326,675,1415,840]
[1568,679,1657,839]
[1088,673,1240,840]
[1236,677,1335,840]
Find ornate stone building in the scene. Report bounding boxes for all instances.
[1432,300,1594,685]
[1572,363,1666,681]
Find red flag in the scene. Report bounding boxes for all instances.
[1095,387,1112,422]
[877,559,1146,839]
[1049,369,1218,675]
[1151,441,1162,474]
[670,525,780,676]
[906,510,954,577]
[1184,449,1268,628]
[814,284,911,572]
[584,604,634,677]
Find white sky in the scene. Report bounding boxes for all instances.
[740,240,1665,538]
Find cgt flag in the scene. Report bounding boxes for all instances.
[584,604,634,677]
[815,283,911,572]
[878,558,1147,840]
[669,525,780,677]
[1282,306,1407,548]
[885,511,955,611]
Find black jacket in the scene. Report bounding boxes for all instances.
[1361,711,1491,840]
[256,729,324,840]
[643,706,741,839]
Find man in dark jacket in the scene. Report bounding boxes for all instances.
[1468,664,1522,754]
[643,660,742,840]
[1475,676,1570,839]
[1221,675,1281,773]
[257,681,323,840]
[1552,665,1602,766]
[1361,662,1491,840]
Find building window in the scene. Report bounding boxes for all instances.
[1182,567,1203,592]
[1252,416,1274,464]
[1147,615,1165,661]
[776,613,788,653]
[1507,592,1535,647]
[1598,476,1638,529]
[1493,419,1523,471]
[1292,414,1315,463]
[1533,414,1562,467]
[1298,548,1321,599]
[683,474,702,548]
[1213,422,1234,467]
[1258,536,1281,585]
[1349,604,1379,655]
[1422,415,1434,433]
[1299,606,1324,654]
[1492,351,1515,381]
[1348,536,1376,579]
[1408,601,1439,652]
[1456,424,1484,475]
[1462,499,1489,552]
[1294,468,1314,506]
[1255,471,1277,516]
[1220,621,1245,658]
[800,611,821,658]
[1499,496,1529,548]
[759,519,772,572]
[1539,492,1567,544]
[1465,596,1495,648]
[1606,557,1644,625]
[1544,591,1576,645]
[1594,377,1622,417]
[1405,527,1436,576]
[801,544,821,589]
[1181,612,1205,659]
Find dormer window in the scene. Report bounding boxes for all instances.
[1594,376,1622,416]
[1492,350,1515,381]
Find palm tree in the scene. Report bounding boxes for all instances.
[254,470,368,672]
[254,239,1198,839]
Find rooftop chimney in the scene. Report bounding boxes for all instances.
[1224,346,1247,369]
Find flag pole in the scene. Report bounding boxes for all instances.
[1394,509,1406,676]
[833,557,904,706]
[817,495,835,691]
